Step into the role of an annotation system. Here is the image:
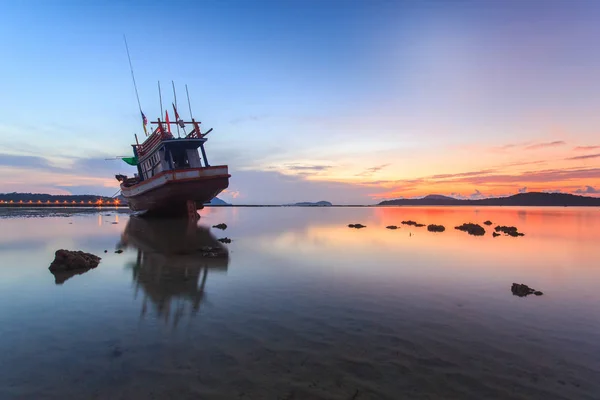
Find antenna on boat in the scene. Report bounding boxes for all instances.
[158,81,164,124]
[185,84,194,119]
[172,80,181,138]
[123,35,146,136]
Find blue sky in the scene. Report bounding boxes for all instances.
[1,0,599,204]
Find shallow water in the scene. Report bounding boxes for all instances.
[0,206,599,399]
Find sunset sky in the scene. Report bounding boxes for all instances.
[1,0,599,204]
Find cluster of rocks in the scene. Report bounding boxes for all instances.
[455,223,486,236]
[495,225,524,237]
[401,220,425,227]
[427,224,445,232]
[212,223,228,230]
[386,225,399,229]
[511,283,543,297]
[348,223,366,229]
[217,237,232,243]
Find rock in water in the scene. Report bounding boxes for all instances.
[455,223,486,236]
[427,224,445,232]
[48,250,101,272]
[511,283,543,297]
[483,220,493,226]
[217,237,232,243]
[492,232,500,237]
[212,223,228,230]
[386,225,398,230]
[495,225,524,237]
[348,223,366,229]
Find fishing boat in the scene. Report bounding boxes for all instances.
[116,38,230,218]
[116,116,230,217]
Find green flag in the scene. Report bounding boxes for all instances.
[122,156,138,166]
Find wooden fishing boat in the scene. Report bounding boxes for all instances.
[116,117,230,217]
[117,39,230,218]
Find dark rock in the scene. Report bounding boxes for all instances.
[415,223,426,227]
[492,232,500,237]
[348,223,366,229]
[115,249,123,254]
[511,283,543,297]
[455,223,486,236]
[104,250,108,253]
[200,246,228,258]
[386,225,399,230]
[212,223,228,230]
[111,222,118,225]
[483,220,493,225]
[495,225,524,237]
[49,249,101,272]
[427,224,445,232]
[401,220,418,226]
[217,237,232,243]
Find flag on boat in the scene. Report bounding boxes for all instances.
[173,103,185,128]
[122,156,138,166]
[141,111,148,135]
[165,110,172,134]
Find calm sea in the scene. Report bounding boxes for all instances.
[0,206,599,399]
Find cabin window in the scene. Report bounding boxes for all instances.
[171,148,190,169]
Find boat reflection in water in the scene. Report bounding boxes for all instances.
[118,217,229,326]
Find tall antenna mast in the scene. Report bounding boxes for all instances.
[185,84,194,119]
[123,35,144,128]
[172,80,180,138]
[158,81,164,124]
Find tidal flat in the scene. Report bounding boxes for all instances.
[0,206,599,399]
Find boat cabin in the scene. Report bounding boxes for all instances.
[131,119,211,182]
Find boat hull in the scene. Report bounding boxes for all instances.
[121,166,230,217]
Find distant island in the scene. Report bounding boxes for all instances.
[204,197,230,206]
[378,192,600,207]
[285,201,332,207]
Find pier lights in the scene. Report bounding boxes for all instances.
[19,200,23,203]
[9,200,13,203]
[37,200,41,204]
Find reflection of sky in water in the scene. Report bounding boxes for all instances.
[0,207,599,399]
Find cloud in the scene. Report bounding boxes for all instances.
[566,153,600,161]
[0,153,63,171]
[430,169,496,180]
[574,146,600,151]
[518,187,527,193]
[221,169,374,205]
[470,189,484,199]
[355,163,390,176]
[525,141,566,150]
[574,186,599,194]
[284,164,333,171]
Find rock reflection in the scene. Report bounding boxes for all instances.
[119,217,229,326]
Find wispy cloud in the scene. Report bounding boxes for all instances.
[566,153,600,161]
[355,163,390,176]
[430,169,496,180]
[574,146,600,151]
[284,164,333,171]
[525,141,566,150]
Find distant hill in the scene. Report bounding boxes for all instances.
[378,192,600,207]
[286,201,332,207]
[0,192,114,203]
[204,197,230,206]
